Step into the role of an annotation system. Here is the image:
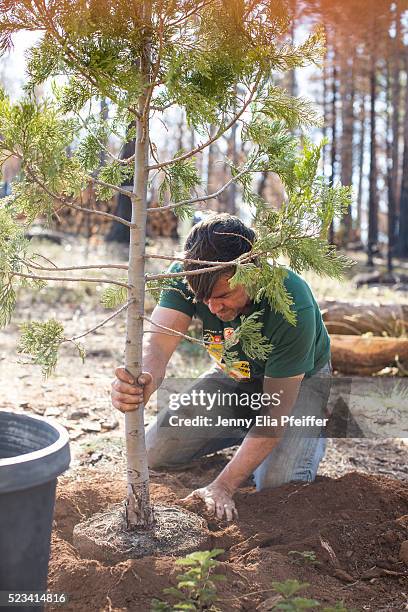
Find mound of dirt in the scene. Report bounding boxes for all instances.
[49,466,408,611]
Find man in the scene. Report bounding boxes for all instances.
[111,214,332,521]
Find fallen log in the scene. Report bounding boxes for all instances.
[320,300,408,336]
[330,334,408,376]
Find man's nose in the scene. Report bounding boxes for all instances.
[207,299,222,314]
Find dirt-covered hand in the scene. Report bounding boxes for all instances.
[183,481,238,521]
[111,367,153,413]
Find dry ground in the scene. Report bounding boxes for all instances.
[1,235,407,611]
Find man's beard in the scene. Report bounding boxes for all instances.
[216,308,238,321]
[216,301,252,321]
[217,310,238,321]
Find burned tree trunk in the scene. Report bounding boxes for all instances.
[339,54,355,245]
[329,51,338,245]
[367,60,378,266]
[387,7,402,270]
[398,52,408,259]
[105,137,135,244]
[356,93,366,234]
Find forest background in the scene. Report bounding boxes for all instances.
[1,0,408,271]
[0,0,407,471]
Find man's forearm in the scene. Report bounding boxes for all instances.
[141,340,168,401]
[214,432,281,493]
[214,374,304,493]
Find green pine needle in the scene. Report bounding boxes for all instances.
[18,320,65,378]
[146,278,182,304]
[260,86,323,130]
[158,152,201,219]
[95,162,133,200]
[0,282,16,328]
[100,284,128,309]
[258,266,297,326]
[227,311,273,360]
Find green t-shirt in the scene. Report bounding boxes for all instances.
[159,262,330,381]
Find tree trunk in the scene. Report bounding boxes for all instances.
[387,6,402,271]
[329,51,337,244]
[177,108,184,151]
[322,50,328,176]
[356,94,366,234]
[105,137,135,244]
[207,125,218,209]
[339,54,354,245]
[124,0,154,530]
[320,299,408,336]
[367,59,378,266]
[258,171,268,199]
[386,59,393,271]
[224,122,238,215]
[331,334,408,376]
[99,97,109,168]
[398,52,408,258]
[288,14,297,97]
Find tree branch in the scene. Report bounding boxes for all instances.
[146,262,233,281]
[68,300,133,341]
[33,0,141,116]
[11,270,131,288]
[25,260,128,272]
[22,163,134,227]
[32,252,58,268]
[150,101,174,112]
[88,176,137,199]
[145,251,258,281]
[142,315,207,346]
[58,198,134,227]
[144,254,239,266]
[74,110,127,166]
[142,10,164,124]
[147,168,250,212]
[214,230,254,248]
[147,78,260,170]
[166,1,214,28]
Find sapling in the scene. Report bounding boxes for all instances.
[0,0,352,541]
[271,580,351,611]
[150,562,354,611]
[151,548,225,611]
[288,550,321,566]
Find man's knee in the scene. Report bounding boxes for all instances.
[146,440,190,470]
[146,444,175,469]
[253,436,327,491]
[146,445,162,469]
[254,469,316,492]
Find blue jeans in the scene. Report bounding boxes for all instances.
[146,362,332,491]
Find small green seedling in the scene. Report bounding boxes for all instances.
[271,580,319,611]
[288,550,321,566]
[151,549,225,611]
[271,580,352,611]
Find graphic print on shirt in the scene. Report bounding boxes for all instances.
[204,328,251,380]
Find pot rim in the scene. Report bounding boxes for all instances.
[0,411,70,467]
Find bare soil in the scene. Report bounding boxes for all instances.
[1,237,407,611]
[49,468,408,611]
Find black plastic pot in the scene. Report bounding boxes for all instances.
[0,411,70,612]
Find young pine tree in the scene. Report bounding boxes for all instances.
[0,0,351,530]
